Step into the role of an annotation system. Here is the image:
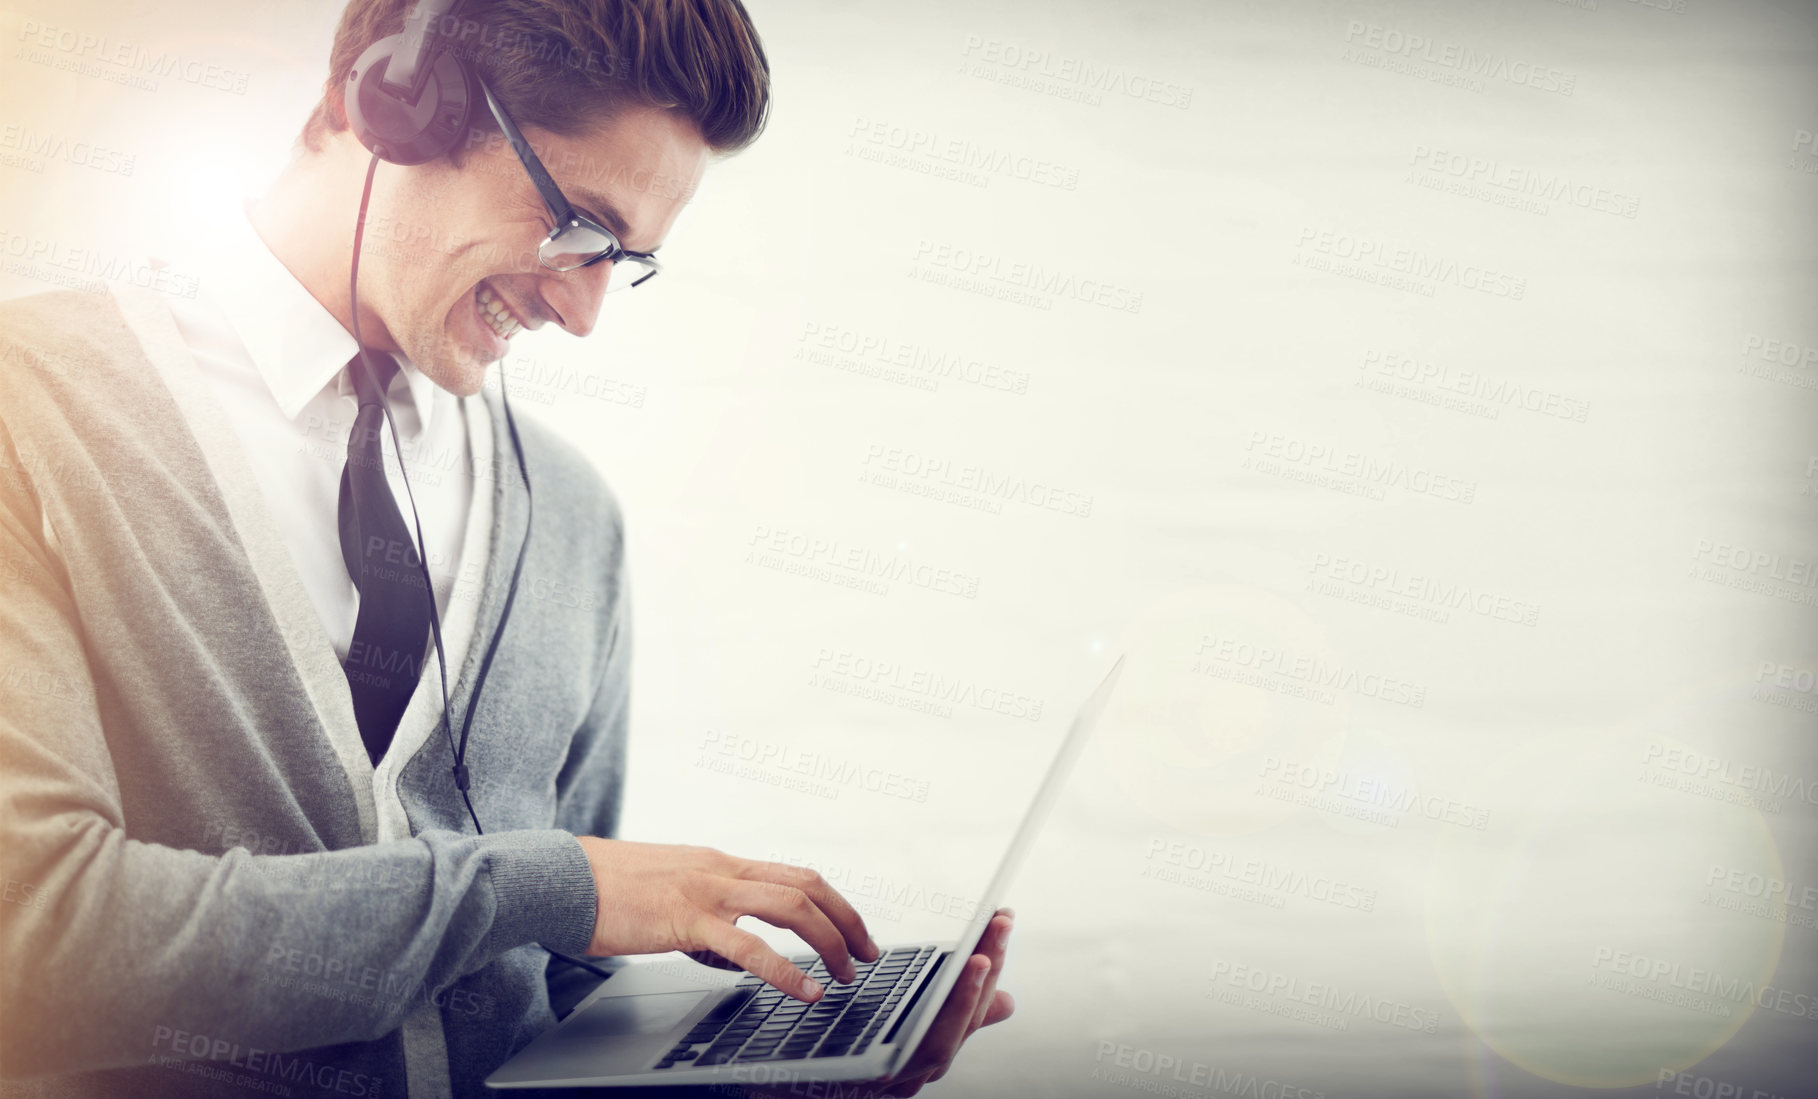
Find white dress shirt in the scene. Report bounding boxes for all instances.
[161,202,495,821]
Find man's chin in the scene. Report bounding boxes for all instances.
[417,344,494,399]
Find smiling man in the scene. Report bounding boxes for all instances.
[0,2,1010,1098]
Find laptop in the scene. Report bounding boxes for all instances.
[486,653,1126,1090]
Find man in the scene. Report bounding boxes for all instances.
[0,1,1012,1095]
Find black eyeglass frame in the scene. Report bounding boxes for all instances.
[476,75,662,286]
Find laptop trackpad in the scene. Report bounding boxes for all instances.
[569,991,706,1038]
[489,991,710,1085]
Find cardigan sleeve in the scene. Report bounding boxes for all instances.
[0,410,598,1080]
[543,490,632,1011]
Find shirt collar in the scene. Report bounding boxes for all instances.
[204,200,443,437]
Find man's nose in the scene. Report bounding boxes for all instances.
[542,259,616,338]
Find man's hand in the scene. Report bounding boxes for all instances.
[746,908,1017,1099]
[573,837,879,1001]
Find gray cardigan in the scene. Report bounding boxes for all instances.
[0,283,633,1098]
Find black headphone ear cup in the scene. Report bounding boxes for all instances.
[343,35,477,166]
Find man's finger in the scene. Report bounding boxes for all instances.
[970,911,1013,1031]
[724,879,859,983]
[902,952,989,1077]
[922,991,1017,1087]
[742,859,879,963]
[980,989,1015,1027]
[700,921,824,1002]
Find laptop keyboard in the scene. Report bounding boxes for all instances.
[654,945,936,1070]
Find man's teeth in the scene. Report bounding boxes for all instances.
[476,285,522,339]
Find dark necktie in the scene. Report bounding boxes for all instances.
[336,350,432,765]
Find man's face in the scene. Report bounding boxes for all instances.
[359,104,710,397]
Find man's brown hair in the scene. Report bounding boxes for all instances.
[300,0,770,160]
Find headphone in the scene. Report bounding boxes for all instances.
[339,0,612,983]
[343,0,477,166]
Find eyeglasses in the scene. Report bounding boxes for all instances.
[476,76,661,291]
